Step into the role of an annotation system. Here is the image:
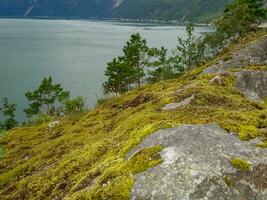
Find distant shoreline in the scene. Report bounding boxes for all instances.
[0,16,211,26]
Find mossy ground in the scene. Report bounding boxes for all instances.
[0,33,266,199]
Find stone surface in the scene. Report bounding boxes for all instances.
[209,75,224,85]
[162,95,195,111]
[128,124,267,200]
[235,70,267,102]
[48,121,60,129]
[202,36,267,74]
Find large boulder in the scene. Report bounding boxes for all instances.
[235,70,267,102]
[202,36,267,74]
[128,124,267,200]
[162,95,195,111]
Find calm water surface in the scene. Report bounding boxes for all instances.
[0,19,212,121]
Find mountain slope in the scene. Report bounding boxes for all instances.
[113,0,232,22]
[0,31,266,199]
[0,0,232,22]
[0,0,115,18]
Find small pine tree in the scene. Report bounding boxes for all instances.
[123,33,149,88]
[103,57,133,95]
[24,76,70,117]
[0,98,18,131]
[103,33,149,94]
[147,47,179,83]
[173,23,205,70]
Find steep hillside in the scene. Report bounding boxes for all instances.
[0,0,232,22]
[113,0,232,22]
[0,0,115,18]
[0,31,266,199]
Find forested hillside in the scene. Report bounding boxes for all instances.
[0,0,232,22]
[113,0,232,22]
[0,0,115,18]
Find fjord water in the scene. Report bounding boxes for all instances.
[0,19,212,121]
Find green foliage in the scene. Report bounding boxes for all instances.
[230,158,251,171]
[224,176,234,187]
[147,23,209,84]
[104,33,150,94]
[229,0,267,24]
[123,33,149,88]
[200,0,267,59]
[0,146,3,159]
[257,140,267,148]
[27,113,53,126]
[113,0,232,22]
[0,97,18,131]
[173,23,205,70]
[104,24,207,93]
[24,76,70,118]
[63,96,85,114]
[103,57,133,95]
[147,47,181,83]
[207,0,267,50]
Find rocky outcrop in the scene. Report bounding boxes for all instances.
[203,36,267,74]
[162,95,195,111]
[235,70,267,102]
[209,75,224,85]
[128,124,267,200]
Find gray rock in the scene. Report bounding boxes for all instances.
[235,70,267,102]
[202,36,267,74]
[129,124,267,200]
[162,95,195,111]
[209,75,224,85]
[48,121,60,129]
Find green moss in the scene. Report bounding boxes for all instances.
[238,125,259,140]
[224,176,234,187]
[85,146,162,200]
[257,140,267,148]
[264,97,267,107]
[244,65,267,71]
[230,158,251,171]
[228,65,267,73]
[0,146,3,159]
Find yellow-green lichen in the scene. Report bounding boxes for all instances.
[230,158,251,171]
[238,125,259,141]
[224,176,234,187]
[257,140,267,148]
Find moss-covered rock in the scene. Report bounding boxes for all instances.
[129,124,266,200]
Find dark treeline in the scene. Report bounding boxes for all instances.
[0,0,266,132]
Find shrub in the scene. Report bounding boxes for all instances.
[28,113,52,126]
[0,98,18,131]
[63,96,85,114]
